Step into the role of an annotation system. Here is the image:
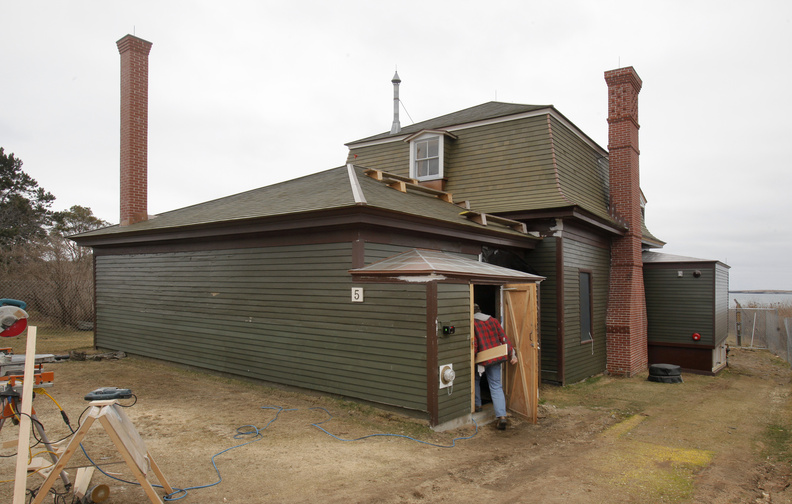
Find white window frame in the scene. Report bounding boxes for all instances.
[409,133,444,181]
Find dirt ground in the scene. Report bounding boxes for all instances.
[2,331,791,504]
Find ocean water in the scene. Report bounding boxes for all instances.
[729,292,792,308]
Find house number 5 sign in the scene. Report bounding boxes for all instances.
[351,287,364,303]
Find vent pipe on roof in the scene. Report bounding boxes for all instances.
[390,71,401,135]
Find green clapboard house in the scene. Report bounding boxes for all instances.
[74,37,729,428]
[346,99,666,384]
[73,164,544,427]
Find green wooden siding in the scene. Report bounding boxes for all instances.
[549,115,611,221]
[437,283,472,424]
[349,116,568,214]
[714,264,729,345]
[364,242,415,263]
[644,266,716,345]
[95,243,429,412]
[562,237,609,383]
[346,141,409,176]
[348,115,612,221]
[443,117,563,213]
[524,237,559,382]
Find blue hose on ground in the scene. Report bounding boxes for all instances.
[75,405,476,500]
[76,406,288,501]
[307,406,478,448]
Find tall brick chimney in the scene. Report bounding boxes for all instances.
[117,34,152,226]
[604,66,647,376]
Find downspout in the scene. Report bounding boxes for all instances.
[556,236,565,384]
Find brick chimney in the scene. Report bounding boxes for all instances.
[117,35,152,226]
[604,66,647,377]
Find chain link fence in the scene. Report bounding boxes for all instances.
[1,243,95,339]
[729,307,792,364]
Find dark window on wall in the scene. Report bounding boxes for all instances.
[580,271,593,342]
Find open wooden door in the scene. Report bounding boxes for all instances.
[503,283,539,423]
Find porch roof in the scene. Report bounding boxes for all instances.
[350,249,544,283]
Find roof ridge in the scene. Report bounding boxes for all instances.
[346,164,367,204]
[414,248,437,270]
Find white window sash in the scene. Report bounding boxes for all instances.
[409,134,444,181]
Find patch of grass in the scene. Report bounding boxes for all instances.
[2,327,93,355]
[582,374,604,386]
[762,422,792,463]
[541,375,651,417]
[769,355,792,370]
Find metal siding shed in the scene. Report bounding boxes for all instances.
[643,251,731,374]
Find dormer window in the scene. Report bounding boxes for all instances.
[405,130,456,182]
[414,136,440,179]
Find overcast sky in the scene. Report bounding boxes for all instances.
[2,1,790,291]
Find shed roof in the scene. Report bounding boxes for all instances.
[643,251,729,268]
[350,248,545,282]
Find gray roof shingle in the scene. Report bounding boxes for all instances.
[73,165,536,242]
[346,102,551,145]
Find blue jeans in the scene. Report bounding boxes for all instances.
[475,363,507,417]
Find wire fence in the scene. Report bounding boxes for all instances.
[1,249,95,339]
[729,307,792,364]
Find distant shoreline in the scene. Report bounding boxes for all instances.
[730,290,792,294]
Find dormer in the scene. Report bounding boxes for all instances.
[404,130,457,185]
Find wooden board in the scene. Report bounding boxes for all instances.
[503,284,539,423]
[13,326,37,504]
[73,466,95,499]
[97,403,149,474]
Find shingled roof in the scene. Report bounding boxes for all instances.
[346,102,553,145]
[72,164,540,247]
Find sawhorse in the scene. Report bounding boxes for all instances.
[32,400,172,504]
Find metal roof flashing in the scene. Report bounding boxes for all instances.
[350,249,545,283]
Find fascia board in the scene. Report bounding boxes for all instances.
[402,129,459,143]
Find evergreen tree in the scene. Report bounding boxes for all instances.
[0,147,55,247]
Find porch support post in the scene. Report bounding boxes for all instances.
[426,281,439,426]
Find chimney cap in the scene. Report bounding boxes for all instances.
[116,34,153,55]
[604,66,642,91]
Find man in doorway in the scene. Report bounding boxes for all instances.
[473,303,518,430]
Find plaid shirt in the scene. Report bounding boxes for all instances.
[473,314,513,367]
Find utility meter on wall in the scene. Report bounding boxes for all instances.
[439,364,455,389]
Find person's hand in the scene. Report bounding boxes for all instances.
[510,355,518,365]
